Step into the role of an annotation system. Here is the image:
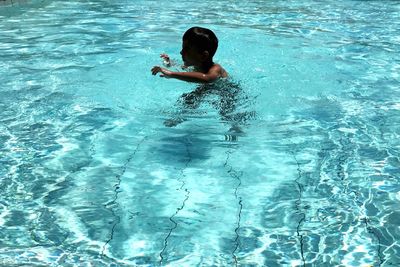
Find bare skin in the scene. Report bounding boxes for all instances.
[151,63,227,83]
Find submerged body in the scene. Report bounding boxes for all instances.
[164,78,255,130]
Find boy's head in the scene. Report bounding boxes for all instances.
[181,27,218,67]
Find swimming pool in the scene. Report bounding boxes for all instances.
[1,0,399,266]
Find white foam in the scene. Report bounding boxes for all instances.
[124,238,148,256]
[0,204,10,226]
[54,206,104,252]
[338,127,358,134]
[396,191,400,202]
[56,137,79,153]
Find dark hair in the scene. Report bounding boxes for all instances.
[183,27,218,58]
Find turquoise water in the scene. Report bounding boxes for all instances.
[1,0,400,266]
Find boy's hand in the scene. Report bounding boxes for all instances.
[160,53,171,66]
[151,66,173,78]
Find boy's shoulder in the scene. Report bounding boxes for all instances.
[210,63,228,78]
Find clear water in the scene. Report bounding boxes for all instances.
[1,0,399,266]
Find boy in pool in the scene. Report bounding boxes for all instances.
[151,26,248,133]
[151,26,228,83]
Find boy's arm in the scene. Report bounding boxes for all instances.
[151,65,222,83]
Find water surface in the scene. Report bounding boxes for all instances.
[0,0,399,266]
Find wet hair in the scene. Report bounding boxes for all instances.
[183,27,218,58]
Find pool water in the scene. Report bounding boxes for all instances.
[1,0,400,266]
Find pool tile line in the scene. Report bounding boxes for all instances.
[159,137,192,265]
[356,164,384,266]
[359,167,384,266]
[159,189,190,265]
[223,150,244,267]
[362,217,384,267]
[291,151,306,267]
[101,136,147,257]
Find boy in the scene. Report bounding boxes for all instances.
[152,27,247,131]
[151,27,228,83]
